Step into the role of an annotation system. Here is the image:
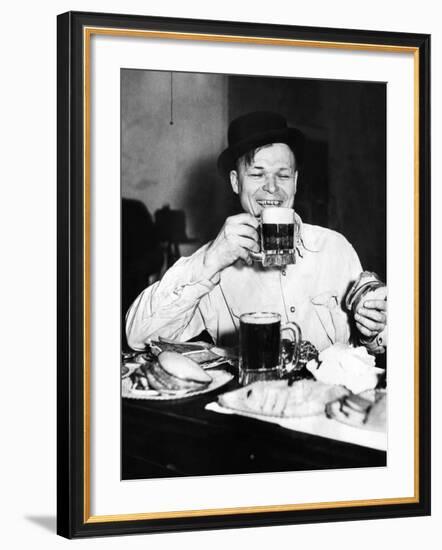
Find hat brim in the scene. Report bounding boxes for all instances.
[217,127,305,179]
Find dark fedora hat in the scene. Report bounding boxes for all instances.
[217,111,305,178]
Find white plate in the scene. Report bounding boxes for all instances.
[122,369,234,401]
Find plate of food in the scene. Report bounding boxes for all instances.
[217,379,349,418]
[122,350,234,400]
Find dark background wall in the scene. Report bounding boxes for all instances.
[121,70,386,295]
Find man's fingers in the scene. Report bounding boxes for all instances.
[237,236,260,253]
[363,299,387,311]
[236,247,250,262]
[355,299,387,339]
[355,321,373,338]
[357,307,386,324]
[236,245,254,266]
[228,213,259,228]
[233,224,259,241]
[355,314,384,332]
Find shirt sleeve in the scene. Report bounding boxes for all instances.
[125,243,220,350]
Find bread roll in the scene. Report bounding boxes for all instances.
[158,352,212,384]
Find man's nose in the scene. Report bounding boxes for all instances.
[263,175,278,193]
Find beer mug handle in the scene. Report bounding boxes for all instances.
[280,322,302,373]
[249,222,264,262]
[250,250,264,262]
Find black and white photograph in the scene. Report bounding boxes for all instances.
[0,0,436,545]
[52,8,430,539]
[121,69,388,480]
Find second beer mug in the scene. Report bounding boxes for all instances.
[238,311,302,385]
[251,207,301,267]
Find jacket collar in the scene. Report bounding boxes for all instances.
[295,213,322,254]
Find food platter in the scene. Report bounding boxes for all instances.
[122,368,234,401]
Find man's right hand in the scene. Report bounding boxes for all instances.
[202,213,260,278]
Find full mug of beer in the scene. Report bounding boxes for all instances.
[238,311,302,385]
[251,207,300,267]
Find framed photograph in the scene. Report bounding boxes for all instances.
[57,11,431,538]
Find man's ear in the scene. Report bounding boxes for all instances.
[230,170,239,195]
[294,170,299,194]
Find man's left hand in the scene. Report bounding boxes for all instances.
[354,298,387,340]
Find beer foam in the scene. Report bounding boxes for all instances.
[240,312,280,324]
[261,207,294,224]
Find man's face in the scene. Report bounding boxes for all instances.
[230,143,298,217]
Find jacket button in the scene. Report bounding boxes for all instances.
[290,306,296,313]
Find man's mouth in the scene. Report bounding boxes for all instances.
[256,200,283,207]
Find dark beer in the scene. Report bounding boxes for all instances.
[239,313,281,373]
[261,207,295,253]
[262,223,295,251]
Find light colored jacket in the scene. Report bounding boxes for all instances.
[126,222,366,352]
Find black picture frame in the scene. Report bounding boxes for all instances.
[57,10,431,539]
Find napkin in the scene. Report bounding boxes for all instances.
[306,343,384,394]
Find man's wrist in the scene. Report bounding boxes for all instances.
[359,331,386,354]
[201,249,222,281]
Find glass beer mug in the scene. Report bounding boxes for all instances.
[250,207,301,267]
[238,311,302,385]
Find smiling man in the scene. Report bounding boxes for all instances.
[126,112,387,353]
